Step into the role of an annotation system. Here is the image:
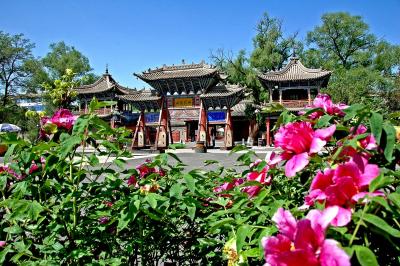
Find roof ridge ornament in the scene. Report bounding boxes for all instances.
[105,63,109,74]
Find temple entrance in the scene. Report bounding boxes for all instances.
[186,121,198,142]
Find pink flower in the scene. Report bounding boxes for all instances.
[136,160,156,178]
[339,124,377,161]
[305,158,380,226]
[262,207,350,266]
[0,241,6,248]
[0,165,24,180]
[302,94,348,119]
[51,109,76,131]
[29,163,40,174]
[214,178,244,193]
[127,175,138,187]
[99,216,109,224]
[242,165,272,197]
[103,201,113,208]
[274,121,336,177]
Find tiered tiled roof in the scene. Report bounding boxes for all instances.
[118,90,161,111]
[134,61,219,81]
[75,72,134,96]
[200,84,245,109]
[258,57,331,84]
[134,61,223,95]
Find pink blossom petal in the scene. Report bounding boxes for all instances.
[359,164,380,188]
[314,125,336,140]
[272,208,297,240]
[306,206,339,231]
[331,206,352,227]
[310,169,335,190]
[320,239,351,266]
[285,152,309,177]
[242,185,261,198]
[304,189,327,206]
[352,191,385,203]
[310,137,327,154]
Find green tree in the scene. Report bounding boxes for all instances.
[306,12,400,113]
[250,12,301,72]
[42,41,93,80]
[307,12,376,69]
[0,31,35,105]
[211,12,301,104]
[43,68,78,109]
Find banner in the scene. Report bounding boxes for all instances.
[145,113,159,123]
[208,111,226,122]
[174,98,193,107]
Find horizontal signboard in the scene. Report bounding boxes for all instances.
[208,111,226,122]
[145,113,159,123]
[174,98,193,107]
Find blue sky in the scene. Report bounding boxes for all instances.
[1,0,399,88]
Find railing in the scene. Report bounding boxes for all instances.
[275,100,310,109]
[73,108,114,116]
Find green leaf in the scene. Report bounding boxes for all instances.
[242,248,262,258]
[388,193,400,210]
[369,112,383,144]
[3,226,23,234]
[166,152,182,163]
[209,218,235,233]
[354,245,378,266]
[230,144,248,154]
[59,135,81,159]
[12,181,28,198]
[146,193,157,209]
[117,208,130,232]
[170,183,183,199]
[187,205,196,220]
[316,114,332,128]
[363,213,400,237]
[0,175,7,192]
[383,123,396,162]
[369,173,393,192]
[72,116,90,135]
[236,225,251,251]
[88,154,99,166]
[113,158,126,169]
[26,201,44,221]
[183,173,196,193]
[344,103,365,121]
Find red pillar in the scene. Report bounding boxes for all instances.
[224,108,233,149]
[155,97,169,149]
[197,101,209,143]
[131,110,146,149]
[266,117,271,146]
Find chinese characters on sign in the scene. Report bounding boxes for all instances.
[174,98,193,107]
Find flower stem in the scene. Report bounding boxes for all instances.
[349,203,368,246]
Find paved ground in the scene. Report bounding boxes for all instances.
[124,149,271,172]
[0,145,276,175]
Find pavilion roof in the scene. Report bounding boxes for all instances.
[75,71,135,96]
[135,61,219,81]
[118,90,161,111]
[200,84,246,109]
[134,61,223,96]
[258,57,331,84]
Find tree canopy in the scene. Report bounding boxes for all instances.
[211,11,400,115]
[0,31,35,105]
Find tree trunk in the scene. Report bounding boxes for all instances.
[3,82,9,106]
